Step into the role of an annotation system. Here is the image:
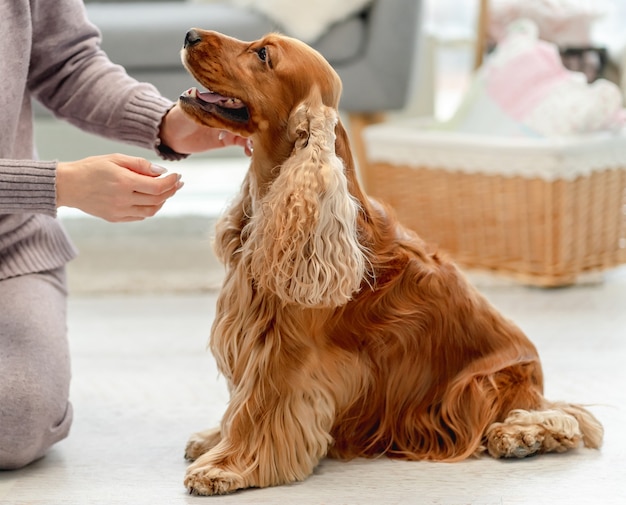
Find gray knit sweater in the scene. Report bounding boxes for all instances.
[0,0,177,280]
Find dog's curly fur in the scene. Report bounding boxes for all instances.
[178,30,604,496]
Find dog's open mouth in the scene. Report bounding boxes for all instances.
[180,87,250,123]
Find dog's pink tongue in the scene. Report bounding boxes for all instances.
[197,90,227,103]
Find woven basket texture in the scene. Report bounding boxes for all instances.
[368,163,626,286]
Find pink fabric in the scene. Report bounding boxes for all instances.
[486,43,570,121]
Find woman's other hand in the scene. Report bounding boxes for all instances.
[56,154,183,222]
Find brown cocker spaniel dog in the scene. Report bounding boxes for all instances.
[178,29,603,495]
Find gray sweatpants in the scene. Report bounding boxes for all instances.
[0,267,73,469]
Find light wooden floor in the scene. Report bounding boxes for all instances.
[1,270,625,504]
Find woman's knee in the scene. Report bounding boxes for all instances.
[0,373,73,469]
[0,268,72,468]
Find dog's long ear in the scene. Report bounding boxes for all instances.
[244,94,366,308]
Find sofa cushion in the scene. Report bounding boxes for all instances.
[86,2,365,70]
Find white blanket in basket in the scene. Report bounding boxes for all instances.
[444,19,624,138]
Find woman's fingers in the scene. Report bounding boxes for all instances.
[130,180,184,207]
[130,171,183,196]
[116,170,184,221]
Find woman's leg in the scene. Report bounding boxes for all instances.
[0,267,73,469]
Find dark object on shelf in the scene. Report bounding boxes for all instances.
[560,46,608,83]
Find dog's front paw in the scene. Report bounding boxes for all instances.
[486,422,544,458]
[185,464,246,496]
[485,409,582,458]
[185,427,222,461]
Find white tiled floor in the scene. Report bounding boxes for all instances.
[1,271,626,504]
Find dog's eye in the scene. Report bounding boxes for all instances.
[257,46,268,63]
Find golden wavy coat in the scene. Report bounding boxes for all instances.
[178,29,603,495]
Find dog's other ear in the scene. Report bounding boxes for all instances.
[244,94,366,308]
[287,101,311,150]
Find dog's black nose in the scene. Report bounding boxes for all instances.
[184,29,202,48]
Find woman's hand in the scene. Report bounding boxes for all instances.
[158,103,253,156]
[56,154,183,222]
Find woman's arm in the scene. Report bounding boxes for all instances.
[0,155,183,222]
[27,0,173,154]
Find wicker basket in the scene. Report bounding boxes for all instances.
[363,120,626,286]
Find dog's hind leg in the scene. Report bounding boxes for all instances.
[485,403,603,458]
[185,427,222,461]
